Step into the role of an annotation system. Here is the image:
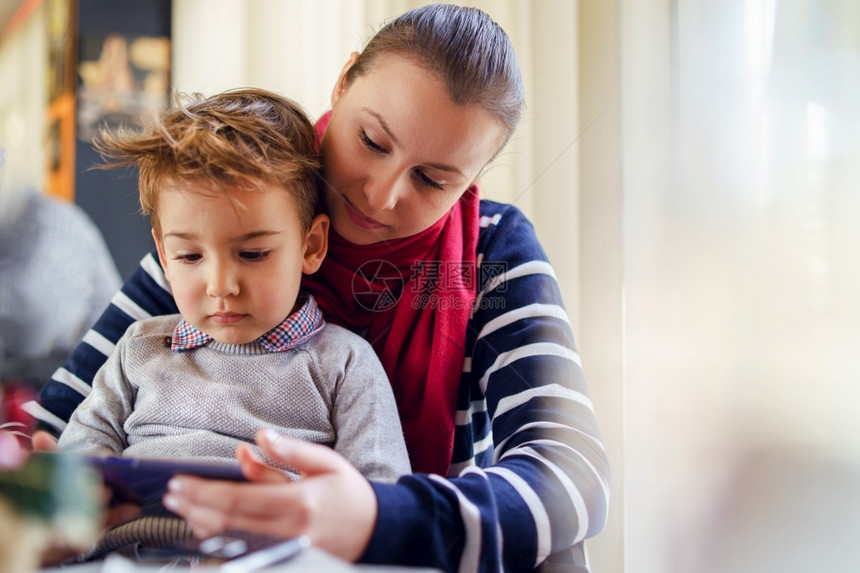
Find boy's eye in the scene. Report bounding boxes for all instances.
[241,250,271,262]
[175,253,201,264]
[359,130,386,153]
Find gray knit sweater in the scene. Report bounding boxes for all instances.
[58,314,411,482]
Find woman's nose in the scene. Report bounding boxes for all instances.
[363,169,405,212]
[206,261,239,298]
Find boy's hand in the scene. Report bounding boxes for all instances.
[102,502,142,531]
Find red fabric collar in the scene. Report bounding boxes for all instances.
[304,112,479,474]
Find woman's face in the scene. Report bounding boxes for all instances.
[320,53,507,245]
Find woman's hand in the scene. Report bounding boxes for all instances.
[163,429,378,563]
[235,440,290,483]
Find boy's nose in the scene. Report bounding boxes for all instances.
[206,263,239,298]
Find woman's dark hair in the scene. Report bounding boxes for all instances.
[346,3,524,149]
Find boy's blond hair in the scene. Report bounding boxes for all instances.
[94,88,321,235]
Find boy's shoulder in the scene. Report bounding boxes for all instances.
[311,322,372,349]
[303,322,376,362]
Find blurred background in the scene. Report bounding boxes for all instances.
[2,1,860,571]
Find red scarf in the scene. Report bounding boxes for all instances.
[302,113,479,475]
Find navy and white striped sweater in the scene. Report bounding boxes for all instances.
[29,200,609,572]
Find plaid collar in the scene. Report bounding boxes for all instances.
[170,294,325,353]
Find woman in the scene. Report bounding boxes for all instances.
[29,5,609,571]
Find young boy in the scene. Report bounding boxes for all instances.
[57,89,410,488]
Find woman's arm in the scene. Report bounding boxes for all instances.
[361,202,610,571]
[24,250,177,434]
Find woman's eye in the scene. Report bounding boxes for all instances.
[241,250,271,262]
[416,169,445,190]
[359,130,386,153]
[175,254,201,264]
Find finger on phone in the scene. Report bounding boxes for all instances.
[236,443,288,483]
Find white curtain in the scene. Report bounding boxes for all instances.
[0,5,47,222]
[602,1,860,571]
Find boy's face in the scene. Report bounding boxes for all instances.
[153,181,328,345]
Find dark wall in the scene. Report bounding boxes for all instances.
[75,0,171,280]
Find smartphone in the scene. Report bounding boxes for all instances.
[92,455,247,508]
[33,453,248,514]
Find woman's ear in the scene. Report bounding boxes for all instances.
[302,214,330,274]
[331,51,361,107]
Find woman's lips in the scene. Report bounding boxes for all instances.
[342,197,387,230]
[211,312,245,324]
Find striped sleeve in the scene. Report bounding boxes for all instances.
[26,250,177,433]
[362,201,609,572]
